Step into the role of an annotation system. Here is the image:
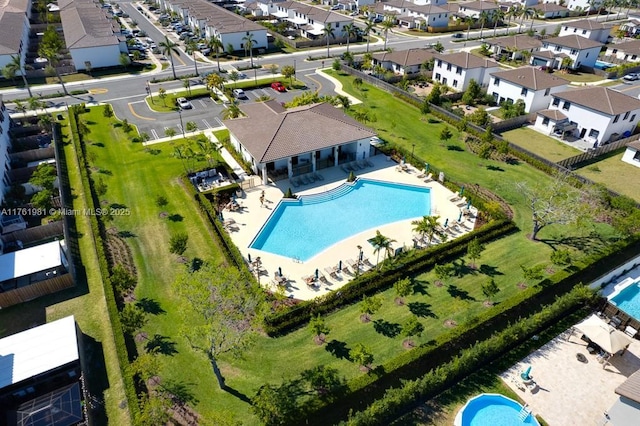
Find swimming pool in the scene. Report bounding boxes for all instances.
[454,394,540,426]
[594,60,614,70]
[609,279,640,320]
[250,179,431,261]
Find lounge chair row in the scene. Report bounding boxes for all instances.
[290,172,325,188]
[340,159,374,174]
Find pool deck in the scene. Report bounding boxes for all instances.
[500,318,640,426]
[602,265,640,300]
[223,155,477,301]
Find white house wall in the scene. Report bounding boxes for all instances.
[540,43,600,68]
[621,147,640,167]
[70,45,122,70]
[217,30,268,51]
[433,62,496,92]
[566,0,602,10]
[559,26,610,43]
[605,46,640,62]
[487,77,567,112]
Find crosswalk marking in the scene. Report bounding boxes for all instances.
[150,129,159,139]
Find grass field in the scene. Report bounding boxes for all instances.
[574,148,640,201]
[502,127,582,162]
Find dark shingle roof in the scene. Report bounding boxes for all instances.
[490,67,569,91]
[608,39,640,55]
[563,19,612,30]
[544,34,603,50]
[0,11,26,55]
[373,48,436,67]
[553,87,640,115]
[459,1,500,11]
[59,0,121,49]
[537,109,568,121]
[434,51,498,70]
[224,102,376,163]
[532,3,568,12]
[485,34,543,51]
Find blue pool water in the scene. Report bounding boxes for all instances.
[250,179,431,261]
[610,281,640,320]
[458,394,540,426]
[594,60,614,70]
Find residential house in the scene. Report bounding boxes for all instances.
[381,0,450,29]
[538,86,640,146]
[223,101,377,184]
[58,0,128,71]
[497,0,539,8]
[372,48,436,75]
[0,0,31,72]
[604,39,640,62]
[540,35,603,69]
[0,97,9,206]
[621,140,640,168]
[532,2,569,18]
[558,19,612,43]
[262,0,353,40]
[483,34,543,61]
[487,67,569,112]
[432,51,500,92]
[565,0,603,11]
[620,18,640,37]
[0,316,86,426]
[457,1,501,19]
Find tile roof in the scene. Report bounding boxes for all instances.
[224,101,376,163]
[490,67,569,90]
[485,34,543,50]
[615,368,640,404]
[0,11,27,55]
[434,51,498,70]
[553,86,640,115]
[59,0,121,49]
[537,109,568,121]
[563,19,612,30]
[608,39,640,55]
[167,0,267,34]
[532,3,568,12]
[373,48,436,67]
[544,34,603,50]
[459,1,500,11]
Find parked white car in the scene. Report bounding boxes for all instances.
[177,97,193,109]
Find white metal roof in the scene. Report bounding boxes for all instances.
[0,316,79,389]
[0,240,63,282]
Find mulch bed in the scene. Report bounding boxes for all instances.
[434,280,444,287]
[395,297,405,306]
[314,334,326,345]
[402,339,415,349]
[483,300,494,308]
[159,211,169,218]
[517,282,528,290]
[360,314,371,323]
[444,319,457,328]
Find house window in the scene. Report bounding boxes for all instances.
[437,59,442,67]
[570,49,577,55]
[442,77,447,85]
[555,45,561,51]
[545,88,551,96]
[552,98,560,106]
[613,114,620,123]
[456,66,462,74]
[542,117,550,126]
[564,26,568,30]
[435,72,441,80]
[632,114,637,122]
[453,79,458,87]
[634,150,640,161]
[447,63,452,71]
[586,53,589,58]
[562,101,570,111]
[624,111,630,120]
[613,49,618,54]
[573,28,577,32]
[521,88,528,96]
[494,78,500,86]
[492,92,499,100]
[633,55,638,60]
[588,129,599,138]
[582,30,587,34]
[543,43,549,48]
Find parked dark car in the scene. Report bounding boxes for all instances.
[452,33,464,38]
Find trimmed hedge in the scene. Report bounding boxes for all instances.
[67,107,140,422]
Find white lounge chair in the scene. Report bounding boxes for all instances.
[423,173,433,183]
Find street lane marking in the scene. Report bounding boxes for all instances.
[150,129,159,139]
[202,119,211,128]
[128,103,156,121]
[305,74,323,93]
[88,88,109,94]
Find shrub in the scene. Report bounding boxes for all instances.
[169,232,188,255]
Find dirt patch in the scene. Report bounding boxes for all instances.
[395,297,405,306]
[434,280,444,287]
[360,313,371,323]
[483,300,494,308]
[135,332,148,343]
[314,334,326,345]
[159,211,169,218]
[403,339,415,349]
[546,267,556,275]
[176,256,188,263]
[517,282,528,290]
[444,319,457,328]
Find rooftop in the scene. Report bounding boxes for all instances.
[537,109,568,121]
[563,18,612,30]
[458,0,500,10]
[553,86,640,116]
[544,34,604,50]
[0,240,64,282]
[490,67,569,91]
[434,51,498,70]
[609,39,640,55]
[0,316,79,390]
[0,0,28,56]
[383,0,449,15]
[532,3,568,12]
[373,48,436,67]
[59,0,121,49]
[617,369,640,404]
[175,0,266,34]
[485,34,543,51]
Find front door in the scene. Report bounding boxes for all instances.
[579,128,587,138]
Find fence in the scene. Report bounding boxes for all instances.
[10,146,55,163]
[557,135,638,169]
[1,221,64,245]
[0,274,74,308]
[491,113,536,133]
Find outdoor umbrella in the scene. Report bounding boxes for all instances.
[458,210,463,222]
[466,199,472,209]
[460,185,465,196]
[219,211,224,221]
[444,218,449,228]
[248,253,252,263]
[360,250,364,261]
[338,260,342,271]
[424,162,430,173]
[575,314,632,355]
[521,366,532,380]
[278,267,282,277]
[315,269,319,280]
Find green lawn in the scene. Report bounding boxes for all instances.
[561,72,607,83]
[502,127,582,162]
[574,149,640,201]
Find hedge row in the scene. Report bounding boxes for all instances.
[343,286,594,426]
[66,107,140,422]
[264,219,517,336]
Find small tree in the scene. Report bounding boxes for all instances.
[349,343,374,371]
[283,187,294,198]
[353,77,363,91]
[158,87,167,106]
[169,232,188,255]
[185,121,198,133]
[426,83,442,106]
[29,163,56,191]
[550,249,572,266]
[521,264,545,286]
[122,119,133,133]
[462,79,482,105]
[120,303,148,335]
[469,107,490,126]
[481,278,500,303]
[401,316,424,347]
[308,314,330,344]
[111,264,137,296]
[95,177,107,197]
[439,127,453,144]
[347,171,356,182]
[103,104,114,118]
[467,238,485,269]
[434,262,454,286]
[164,128,177,138]
[359,295,382,322]
[332,58,341,71]
[251,383,297,425]
[281,64,295,84]
[393,277,413,305]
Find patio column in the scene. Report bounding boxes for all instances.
[287,157,293,178]
[311,152,316,172]
[334,146,339,167]
[261,165,268,185]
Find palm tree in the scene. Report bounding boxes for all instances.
[185,40,199,76]
[222,103,242,119]
[493,9,505,38]
[370,230,396,269]
[464,16,475,42]
[38,26,68,95]
[589,0,601,19]
[364,20,375,53]
[322,23,335,58]
[159,36,180,80]
[208,36,224,72]
[342,23,357,53]
[206,73,225,92]
[411,215,444,246]
[381,16,395,50]
[478,11,490,39]
[242,33,257,68]
[2,55,33,97]
[529,8,540,31]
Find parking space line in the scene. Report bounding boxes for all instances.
[150,129,159,139]
[260,88,270,97]
[198,99,207,107]
[215,117,223,126]
[202,119,211,129]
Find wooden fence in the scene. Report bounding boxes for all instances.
[10,146,55,163]
[491,113,536,133]
[600,300,640,334]
[557,135,638,169]
[0,274,74,308]
[2,221,64,245]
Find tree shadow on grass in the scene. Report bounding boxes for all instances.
[117,230,136,238]
[412,280,430,296]
[486,165,505,172]
[447,145,464,152]
[325,339,350,361]
[451,260,476,278]
[145,334,178,355]
[92,142,105,147]
[478,264,503,277]
[145,148,162,155]
[373,319,401,338]
[538,232,609,255]
[109,202,127,210]
[136,297,166,315]
[447,285,476,301]
[161,379,199,405]
[168,213,183,222]
[408,301,437,318]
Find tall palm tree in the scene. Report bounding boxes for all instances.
[381,16,395,50]
[208,36,224,72]
[185,40,199,77]
[222,103,242,119]
[411,215,444,246]
[206,73,225,92]
[38,26,68,95]
[370,230,396,269]
[493,9,505,38]
[242,33,257,68]
[364,20,375,53]
[2,55,33,97]
[589,0,601,19]
[342,23,357,53]
[159,36,180,80]
[529,8,540,31]
[323,23,335,58]
[464,16,475,42]
[478,11,490,39]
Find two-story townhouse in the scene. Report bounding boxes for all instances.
[0,96,10,206]
[382,0,449,28]
[558,19,612,43]
[484,34,543,61]
[432,52,499,92]
[540,35,603,69]
[487,66,570,112]
[565,0,603,11]
[0,0,31,72]
[457,1,501,19]
[268,1,353,40]
[620,19,640,37]
[372,48,436,75]
[604,39,640,62]
[497,0,539,8]
[532,2,569,18]
[537,87,640,146]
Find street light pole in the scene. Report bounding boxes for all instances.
[293,59,296,79]
[178,109,185,138]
